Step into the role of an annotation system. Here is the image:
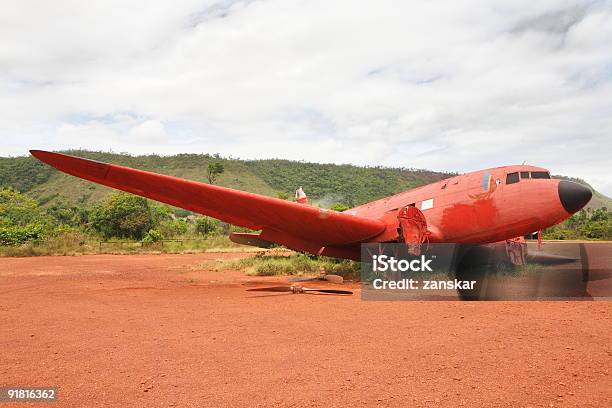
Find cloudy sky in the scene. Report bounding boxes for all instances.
[1,0,611,194]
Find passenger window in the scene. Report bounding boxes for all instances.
[530,171,550,179]
[506,172,520,184]
[520,172,529,179]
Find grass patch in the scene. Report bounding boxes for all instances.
[0,234,243,257]
[515,262,548,276]
[214,251,360,278]
[0,231,95,256]
[482,261,548,277]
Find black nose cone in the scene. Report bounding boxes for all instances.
[558,181,592,214]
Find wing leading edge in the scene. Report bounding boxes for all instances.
[30,151,385,249]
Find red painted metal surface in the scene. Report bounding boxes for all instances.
[29,151,385,250]
[31,151,590,260]
[346,165,577,244]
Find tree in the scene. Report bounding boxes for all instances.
[149,203,173,226]
[543,206,612,240]
[195,216,218,236]
[89,192,153,239]
[207,162,225,184]
[0,188,42,227]
[46,200,86,227]
[158,219,188,238]
[0,188,48,245]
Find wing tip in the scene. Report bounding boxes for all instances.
[29,150,109,178]
[30,149,53,162]
[31,150,72,169]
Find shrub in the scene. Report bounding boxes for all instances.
[158,219,188,238]
[143,229,163,243]
[0,188,43,227]
[543,207,611,240]
[195,216,219,235]
[0,225,44,246]
[330,203,350,212]
[89,192,154,239]
[219,253,360,278]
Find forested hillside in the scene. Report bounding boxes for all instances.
[1,151,610,251]
[1,150,611,210]
[0,150,453,208]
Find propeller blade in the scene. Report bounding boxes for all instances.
[247,286,293,292]
[246,286,353,295]
[248,292,295,298]
[302,288,353,295]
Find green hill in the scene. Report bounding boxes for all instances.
[1,150,610,210]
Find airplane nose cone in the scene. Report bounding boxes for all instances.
[558,180,592,214]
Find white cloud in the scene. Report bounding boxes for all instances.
[1,0,611,194]
[128,120,168,143]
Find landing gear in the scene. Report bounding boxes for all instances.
[453,239,528,300]
[454,245,493,300]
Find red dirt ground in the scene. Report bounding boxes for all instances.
[1,253,610,407]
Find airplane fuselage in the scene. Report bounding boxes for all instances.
[347,164,591,245]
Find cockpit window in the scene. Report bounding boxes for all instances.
[520,171,529,179]
[530,171,550,179]
[506,172,520,184]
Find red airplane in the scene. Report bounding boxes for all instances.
[30,150,591,264]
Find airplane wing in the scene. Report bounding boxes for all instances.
[30,151,386,248]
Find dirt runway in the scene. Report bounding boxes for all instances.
[1,253,610,407]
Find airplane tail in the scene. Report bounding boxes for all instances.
[295,186,309,204]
